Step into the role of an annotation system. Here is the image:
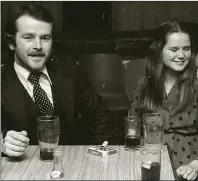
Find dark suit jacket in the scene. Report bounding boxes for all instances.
[1,57,111,146]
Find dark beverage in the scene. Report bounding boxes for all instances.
[141,162,160,181]
[40,148,54,161]
[125,135,140,149]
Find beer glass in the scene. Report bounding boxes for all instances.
[124,116,141,150]
[143,113,164,151]
[141,148,161,181]
[37,116,60,161]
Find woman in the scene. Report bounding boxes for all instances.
[129,21,198,180]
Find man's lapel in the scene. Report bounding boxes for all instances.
[47,62,74,124]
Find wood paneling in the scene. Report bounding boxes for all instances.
[167,2,183,21]
[155,2,168,25]
[141,2,157,30]
[113,1,198,31]
[1,1,10,47]
[2,2,198,37]
[112,2,142,31]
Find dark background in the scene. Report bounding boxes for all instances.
[62,1,112,33]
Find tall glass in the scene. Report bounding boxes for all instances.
[37,116,60,161]
[141,148,161,181]
[142,113,164,151]
[124,116,141,150]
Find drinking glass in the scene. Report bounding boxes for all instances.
[141,148,161,181]
[124,116,141,150]
[37,116,60,161]
[142,113,164,151]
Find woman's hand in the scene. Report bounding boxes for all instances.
[176,160,198,180]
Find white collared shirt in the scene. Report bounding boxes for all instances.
[14,61,54,106]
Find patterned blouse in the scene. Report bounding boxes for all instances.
[129,76,198,175]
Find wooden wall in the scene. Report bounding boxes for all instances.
[1,1,198,57]
[112,1,198,31]
[2,1,198,38]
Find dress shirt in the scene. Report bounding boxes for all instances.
[14,61,54,106]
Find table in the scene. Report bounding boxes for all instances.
[1,145,175,180]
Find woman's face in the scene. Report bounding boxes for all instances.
[162,32,191,72]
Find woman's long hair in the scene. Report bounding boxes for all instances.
[140,20,196,113]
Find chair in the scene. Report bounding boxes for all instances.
[77,53,128,144]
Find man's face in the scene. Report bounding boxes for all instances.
[9,15,52,71]
[162,32,191,72]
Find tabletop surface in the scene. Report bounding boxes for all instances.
[1,145,175,180]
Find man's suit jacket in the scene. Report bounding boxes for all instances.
[1,57,111,145]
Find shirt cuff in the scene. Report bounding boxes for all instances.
[1,138,7,155]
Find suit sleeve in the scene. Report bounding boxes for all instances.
[1,66,9,156]
[1,65,7,137]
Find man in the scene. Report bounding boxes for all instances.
[1,2,111,157]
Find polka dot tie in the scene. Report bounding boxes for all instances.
[28,72,54,116]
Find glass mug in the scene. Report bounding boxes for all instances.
[142,113,164,151]
[124,116,141,150]
[141,148,161,181]
[37,116,60,161]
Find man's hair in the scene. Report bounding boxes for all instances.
[5,2,54,44]
[139,20,196,112]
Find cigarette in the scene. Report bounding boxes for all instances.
[100,141,108,150]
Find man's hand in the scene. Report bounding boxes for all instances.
[2,130,29,157]
[177,163,198,181]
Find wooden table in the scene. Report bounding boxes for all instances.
[1,145,175,180]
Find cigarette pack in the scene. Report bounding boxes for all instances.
[88,146,118,157]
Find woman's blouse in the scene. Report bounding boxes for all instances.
[129,76,198,170]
